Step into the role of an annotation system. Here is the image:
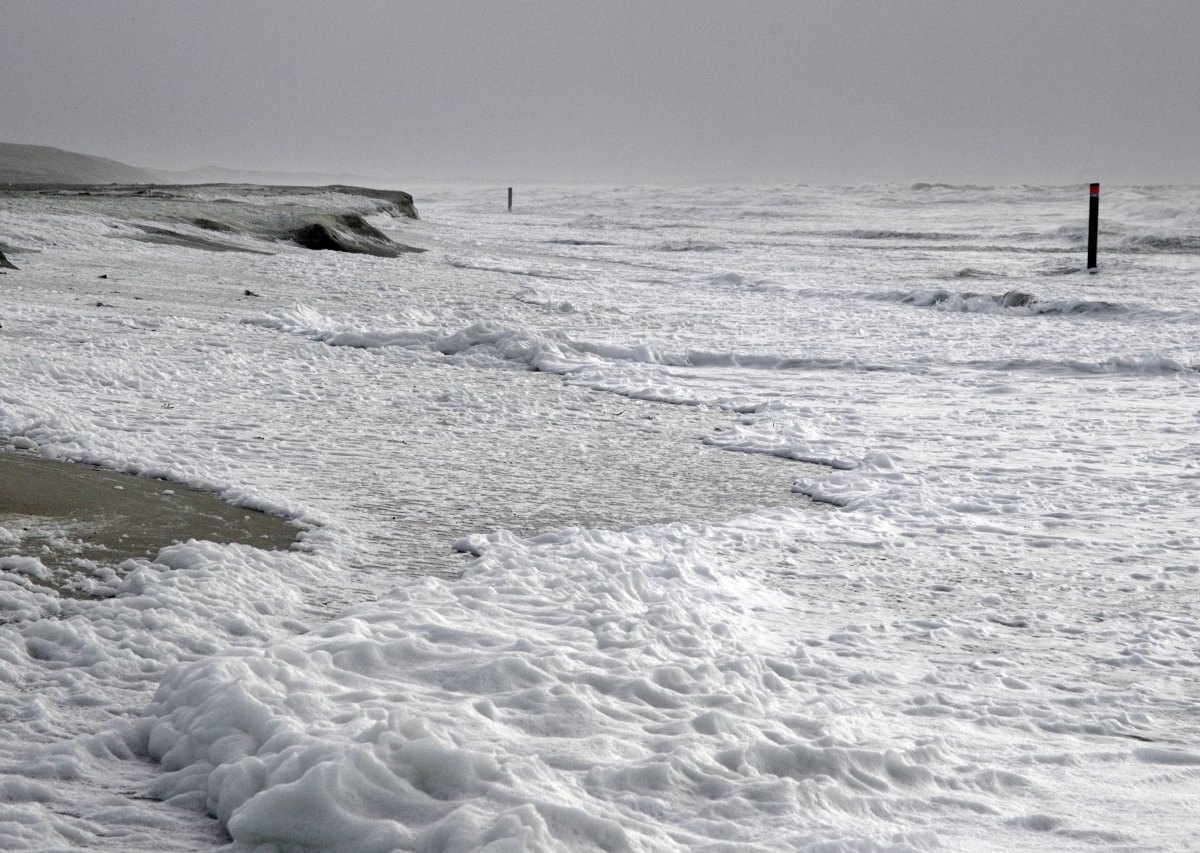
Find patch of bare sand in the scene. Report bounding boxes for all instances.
[0,451,298,588]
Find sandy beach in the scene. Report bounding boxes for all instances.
[0,450,298,576]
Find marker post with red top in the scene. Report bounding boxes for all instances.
[1087,182,1099,272]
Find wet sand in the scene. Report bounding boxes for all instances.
[0,451,298,574]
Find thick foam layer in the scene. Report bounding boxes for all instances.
[2,181,1199,850]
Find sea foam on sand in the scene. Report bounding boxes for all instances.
[2,182,1199,850]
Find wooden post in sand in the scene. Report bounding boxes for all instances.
[508,187,513,212]
[1087,183,1099,273]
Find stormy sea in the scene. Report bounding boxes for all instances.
[2,180,1198,851]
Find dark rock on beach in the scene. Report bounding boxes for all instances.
[0,249,18,271]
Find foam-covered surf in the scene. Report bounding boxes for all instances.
[3,181,1200,850]
[875,287,1123,314]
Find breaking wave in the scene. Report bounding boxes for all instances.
[701,271,786,292]
[248,305,1200,412]
[446,255,588,280]
[651,239,726,252]
[946,267,1006,279]
[1051,225,1200,255]
[972,353,1200,376]
[836,229,968,241]
[245,305,894,378]
[544,238,619,246]
[1117,233,1200,253]
[872,289,1124,316]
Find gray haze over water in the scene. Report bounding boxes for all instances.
[2,0,1198,185]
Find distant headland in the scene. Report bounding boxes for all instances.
[0,142,405,190]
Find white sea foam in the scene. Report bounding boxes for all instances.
[2,183,1199,850]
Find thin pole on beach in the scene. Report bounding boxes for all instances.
[1087,183,1099,272]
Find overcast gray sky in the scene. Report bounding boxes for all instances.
[2,0,1197,184]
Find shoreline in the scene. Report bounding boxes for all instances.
[0,450,299,576]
